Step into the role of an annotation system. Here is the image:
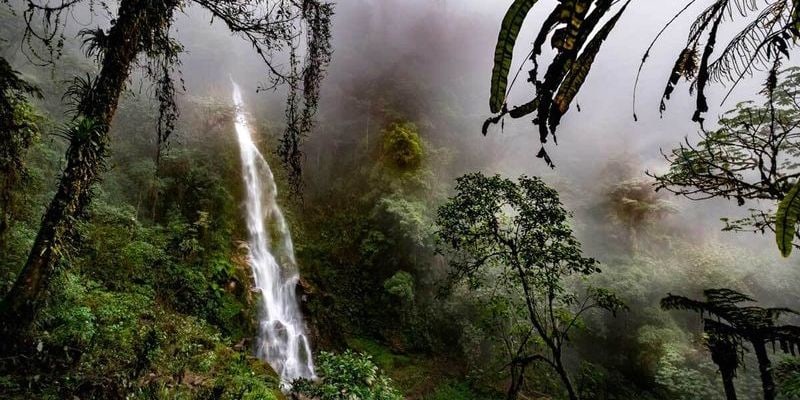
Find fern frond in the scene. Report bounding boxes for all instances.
[708,1,791,84]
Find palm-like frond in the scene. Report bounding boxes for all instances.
[663,289,799,334]
[79,27,108,61]
[708,1,793,84]
[62,74,96,115]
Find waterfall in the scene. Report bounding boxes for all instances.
[231,81,315,386]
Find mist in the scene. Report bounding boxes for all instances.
[2,1,799,399]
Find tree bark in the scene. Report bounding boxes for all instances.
[752,340,776,400]
[0,0,178,347]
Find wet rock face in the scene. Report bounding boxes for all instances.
[296,276,347,351]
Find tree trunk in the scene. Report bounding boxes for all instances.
[506,362,526,400]
[554,357,578,400]
[512,258,579,400]
[720,367,738,400]
[0,0,178,347]
[753,340,776,400]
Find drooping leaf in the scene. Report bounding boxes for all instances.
[659,0,723,115]
[551,0,593,51]
[529,5,565,83]
[484,2,563,133]
[793,0,800,36]
[536,146,554,168]
[481,98,540,135]
[692,2,727,125]
[659,47,698,115]
[775,180,800,257]
[510,98,540,119]
[535,0,613,143]
[490,0,540,113]
[550,1,630,130]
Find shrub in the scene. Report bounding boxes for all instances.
[291,350,403,400]
[384,271,414,302]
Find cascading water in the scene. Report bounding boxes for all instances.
[231,81,315,386]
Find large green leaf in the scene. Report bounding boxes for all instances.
[490,0,539,114]
[776,180,800,257]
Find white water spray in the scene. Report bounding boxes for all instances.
[231,81,315,386]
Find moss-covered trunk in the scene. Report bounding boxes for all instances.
[0,0,178,346]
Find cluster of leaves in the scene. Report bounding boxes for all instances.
[383,271,414,303]
[291,350,403,400]
[650,342,721,400]
[486,0,800,166]
[650,68,800,256]
[0,271,281,400]
[776,357,800,398]
[486,0,631,166]
[651,0,799,125]
[381,122,424,173]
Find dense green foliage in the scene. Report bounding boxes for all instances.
[0,58,284,396]
[297,118,443,352]
[381,122,424,173]
[0,57,41,249]
[4,2,800,400]
[292,351,403,400]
